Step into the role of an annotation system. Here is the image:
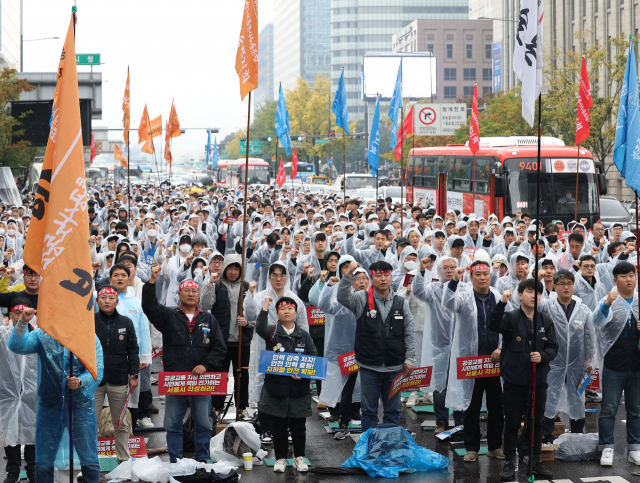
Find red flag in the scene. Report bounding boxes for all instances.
[394,106,414,161]
[276,156,286,187]
[576,56,592,146]
[469,84,480,153]
[90,132,95,163]
[291,146,298,180]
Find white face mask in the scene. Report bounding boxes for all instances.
[404,260,417,271]
[7,229,15,236]
[147,229,157,238]
[263,229,272,236]
[0,229,6,236]
[193,268,202,277]
[179,244,191,254]
[315,222,322,229]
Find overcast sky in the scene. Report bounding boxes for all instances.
[22,0,276,160]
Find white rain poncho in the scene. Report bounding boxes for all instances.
[596,263,615,293]
[592,293,639,362]
[540,294,596,420]
[496,253,531,309]
[0,320,37,447]
[292,232,327,293]
[391,247,418,292]
[573,269,606,312]
[343,226,394,272]
[244,261,309,404]
[313,256,362,407]
[413,257,456,393]
[441,281,507,411]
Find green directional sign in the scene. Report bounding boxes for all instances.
[239,140,263,155]
[315,139,327,145]
[76,53,101,65]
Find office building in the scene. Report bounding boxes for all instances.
[392,19,493,101]
[274,0,331,92]
[256,23,275,106]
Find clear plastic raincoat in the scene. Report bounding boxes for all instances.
[592,293,639,364]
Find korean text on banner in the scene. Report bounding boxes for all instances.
[587,368,600,390]
[98,437,147,458]
[389,366,433,399]
[337,351,360,376]
[23,13,97,379]
[235,0,258,100]
[306,306,326,326]
[158,372,227,396]
[456,356,500,379]
[258,350,327,380]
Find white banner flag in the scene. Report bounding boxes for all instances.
[513,0,544,128]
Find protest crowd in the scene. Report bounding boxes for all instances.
[1,180,638,482]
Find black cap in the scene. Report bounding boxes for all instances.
[179,234,192,245]
[397,237,410,247]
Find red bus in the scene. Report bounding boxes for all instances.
[226,158,271,188]
[406,136,607,226]
[214,160,229,186]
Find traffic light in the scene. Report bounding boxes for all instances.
[267,136,273,142]
[297,136,304,141]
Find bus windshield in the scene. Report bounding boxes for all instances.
[504,158,599,216]
[346,176,375,189]
[243,165,270,184]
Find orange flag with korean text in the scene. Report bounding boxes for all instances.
[167,102,181,139]
[235,0,258,100]
[115,144,127,167]
[23,12,97,379]
[122,69,130,146]
[164,120,173,163]
[138,105,150,143]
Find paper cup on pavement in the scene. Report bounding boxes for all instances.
[243,452,253,470]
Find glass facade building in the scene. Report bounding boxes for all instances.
[256,22,275,106]
[330,0,469,121]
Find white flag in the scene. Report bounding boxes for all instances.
[513,0,544,128]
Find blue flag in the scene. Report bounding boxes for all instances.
[206,129,211,168]
[275,84,292,156]
[211,137,219,170]
[368,98,381,177]
[614,43,640,189]
[332,70,350,135]
[389,61,402,150]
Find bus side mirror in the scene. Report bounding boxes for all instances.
[493,175,506,198]
[598,174,607,195]
[341,180,344,188]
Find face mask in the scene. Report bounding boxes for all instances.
[315,222,322,229]
[0,229,6,236]
[404,261,417,271]
[147,229,157,238]
[7,229,15,236]
[180,244,191,254]
[263,229,272,236]
[193,268,202,277]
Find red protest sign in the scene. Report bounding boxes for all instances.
[587,368,600,390]
[403,274,415,287]
[559,230,571,241]
[464,247,478,260]
[152,347,163,360]
[98,437,147,458]
[306,306,326,326]
[158,372,227,396]
[389,366,433,399]
[456,356,500,379]
[337,351,360,376]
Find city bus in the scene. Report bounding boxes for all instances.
[214,160,229,186]
[226,158,271,188]
[406,136,607,226]
[284,162,315,182]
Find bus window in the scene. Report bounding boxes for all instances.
[407,156,416,186]
[452,157,472,192]
[422,156,439,188]
[473,157,493,194]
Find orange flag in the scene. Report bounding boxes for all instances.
[235,0,259,100]
[122,69,130,146]
[149,115,162,138]
[164,121,173,163]
[138,105,150,143]
[115,144,127,167]
[166,102,181,140]
[141,138,155,154]
[23,12,97,380]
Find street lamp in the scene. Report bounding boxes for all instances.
[477,16,518,23]
[21,36,59,71]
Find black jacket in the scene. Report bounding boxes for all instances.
[95,309,140,386]
[141,281,226,373]
[211,280,253,346]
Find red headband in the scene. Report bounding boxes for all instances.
[179,280,199,292]
[97,287,118,297]
[276,300,296,311]
[370,269,392,275]
[11,304,28,312]
[470,264,490,273]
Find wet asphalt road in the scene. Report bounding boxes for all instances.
[2,356,640,483]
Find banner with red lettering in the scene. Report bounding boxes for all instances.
[559,230,571,241]
[306,306,326,325]
[158,372,227,395]
[389,366,432,398]
[587,368,600,390]
[98,437,147,458]
[456,356,500,379]
[337,351,360,376]
[152,347,163,360]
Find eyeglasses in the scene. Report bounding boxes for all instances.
[270,273,287,279]
[23,272,39,279]
[581,264,596,269]
[556,282,574,288]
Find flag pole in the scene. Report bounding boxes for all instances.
[528,92,542,479]
[69,353,74,483]
[575,144,580,221]
[473,152,476,214]
[237,91,252,422]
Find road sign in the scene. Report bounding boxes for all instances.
[272,155,276,161]
[414,103,467,136]
[328,159,333,165]
[328,130,336,139]
[316,139,327,145]
[335,132,343,139]
[76,53,101,65]
[300,132,307,141]
[239,140,263,155]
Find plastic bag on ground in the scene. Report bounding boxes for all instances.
[105,457,237,483]
[341,426,450,478]
[554,433,599,461]
[210,421,267,466]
